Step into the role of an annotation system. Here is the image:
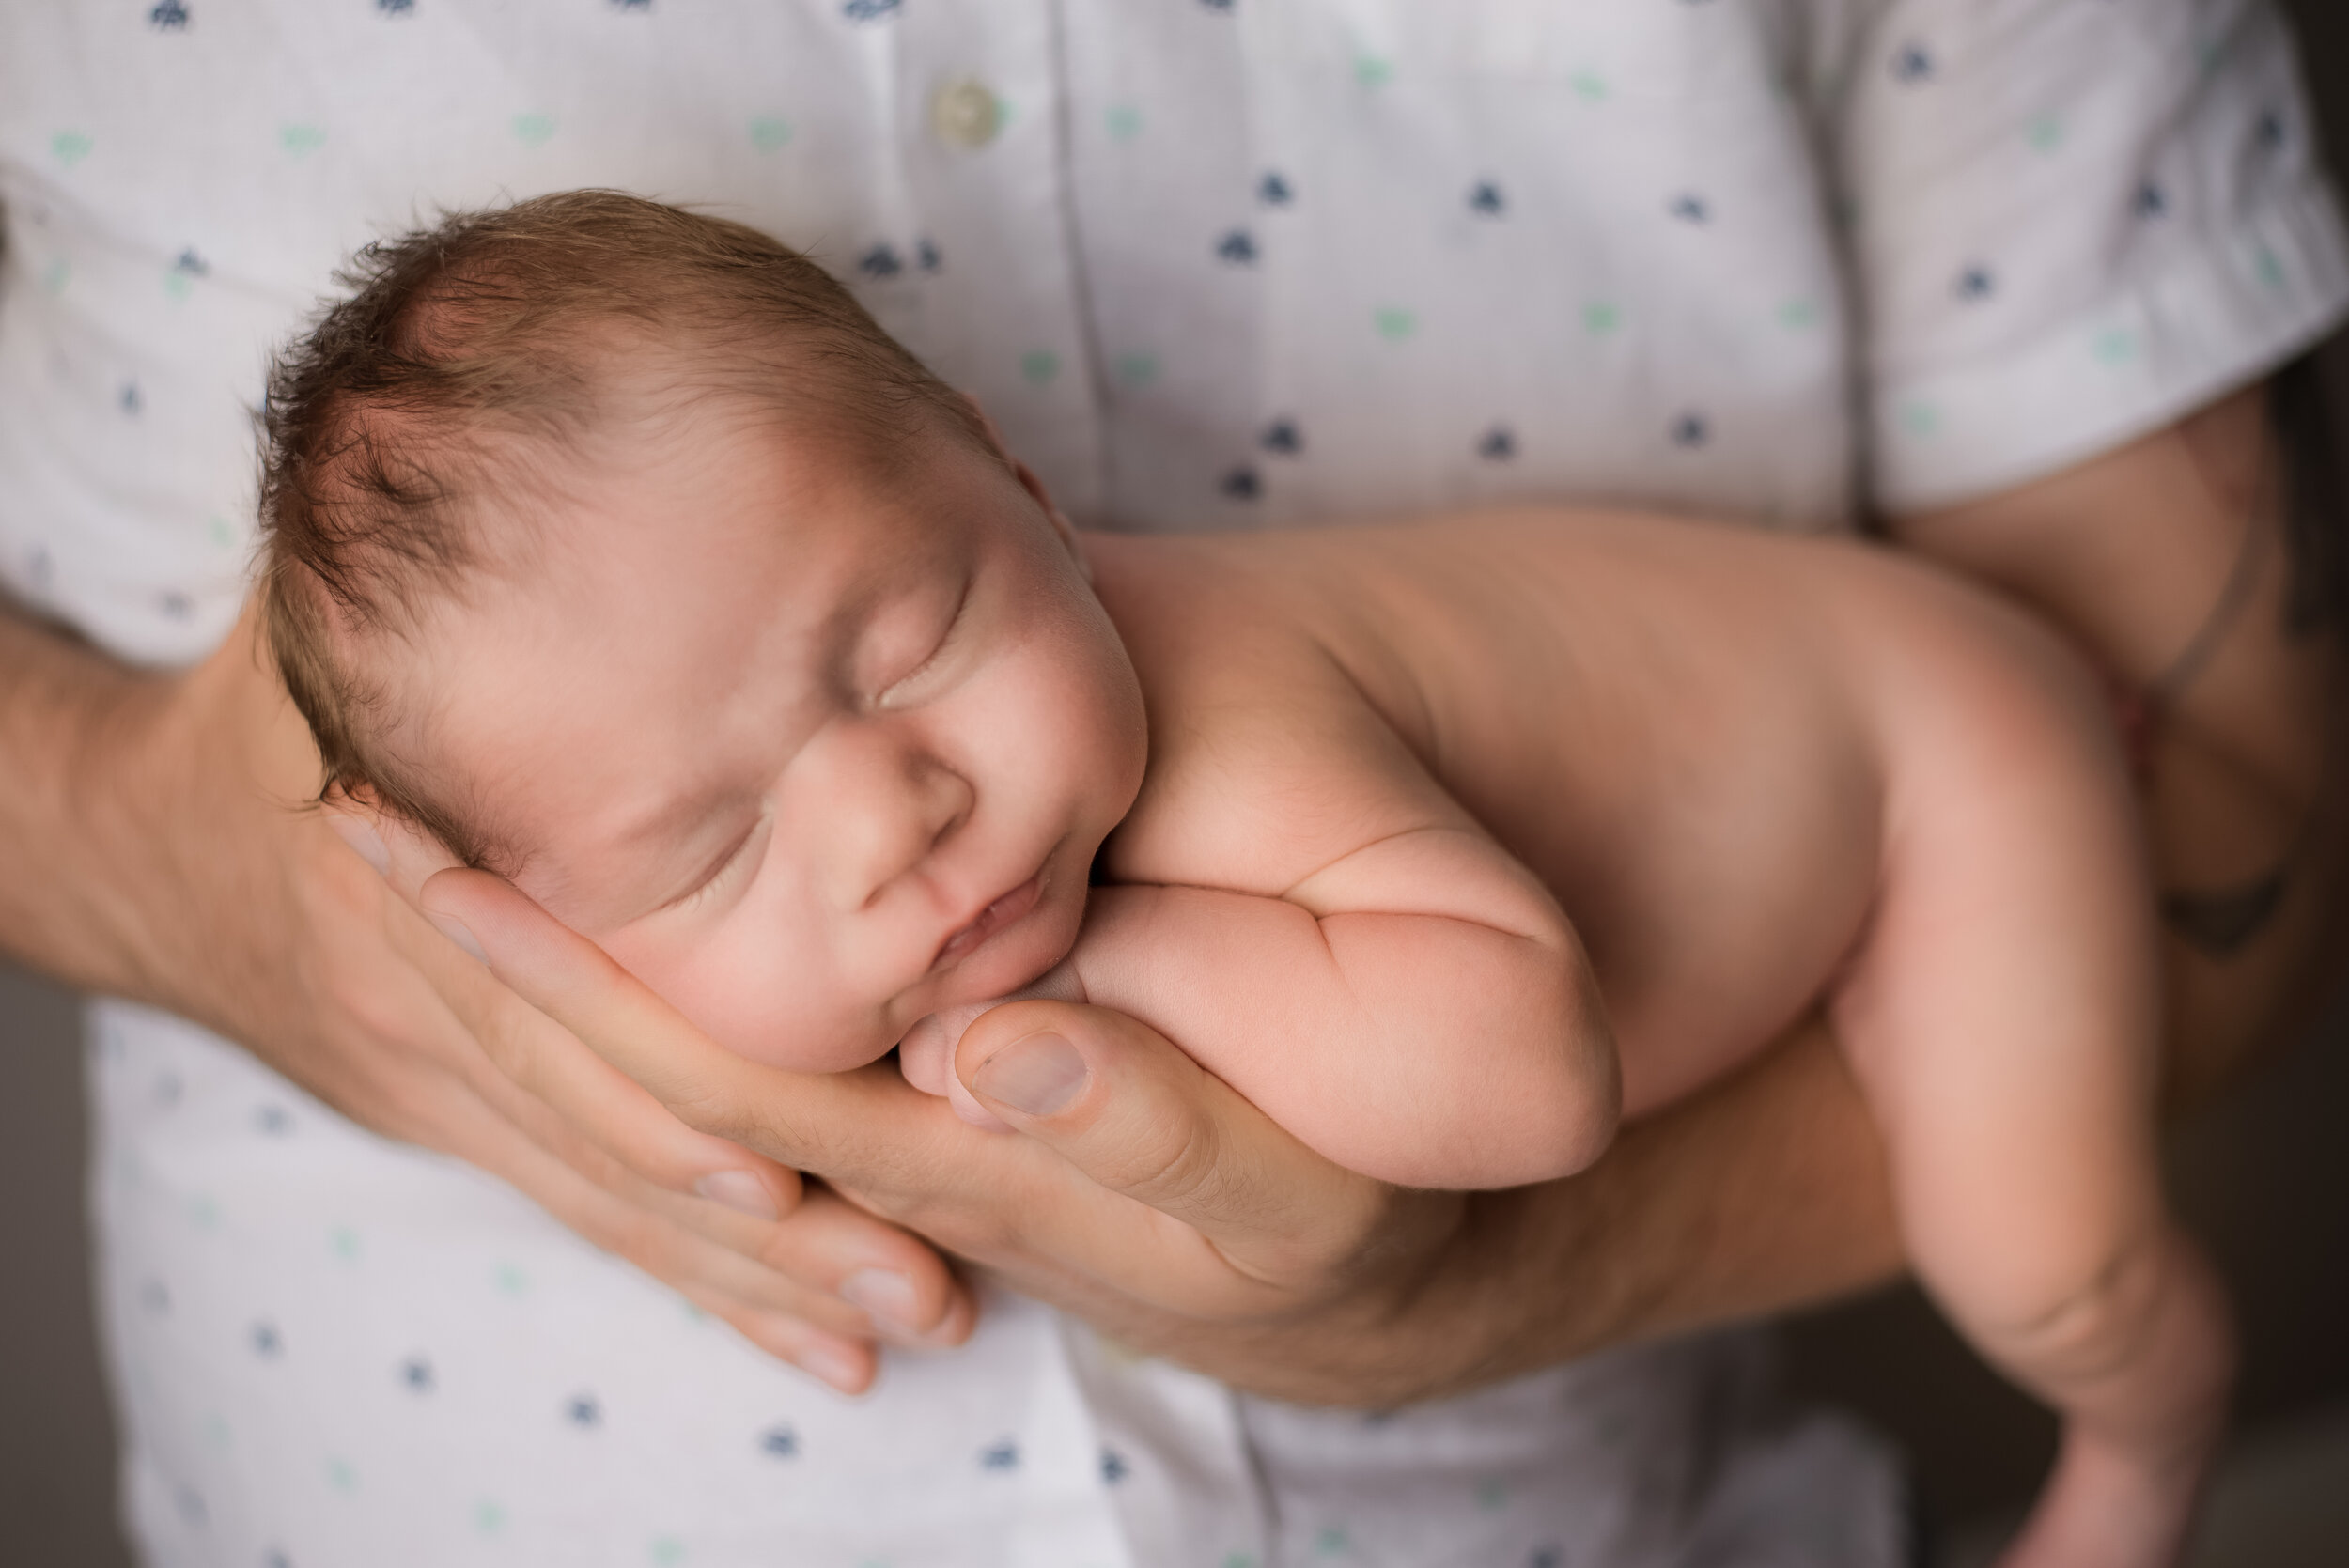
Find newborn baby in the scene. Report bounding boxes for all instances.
[260,194,2228,1568]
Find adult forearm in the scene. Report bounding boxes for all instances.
[1470,1016,1899,1373]
[0,605,174,997]
[1119,1014,1896,1408]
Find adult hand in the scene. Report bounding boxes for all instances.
[419,862,1900,1406]
[0,605,969,1391]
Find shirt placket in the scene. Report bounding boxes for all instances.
[875,0,1110,524]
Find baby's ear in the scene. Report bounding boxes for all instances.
[957,390,1084,559]
[320,784,463,905]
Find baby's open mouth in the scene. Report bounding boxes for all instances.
[933,874,1043,969]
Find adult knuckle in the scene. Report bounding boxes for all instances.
[299,939,427,1051]
[367,1074,456,1144]
[1099,1114,1223,1209]
[888,1184,1019,1259]
[594,1203,680,1275]
[666,1084,754,1142]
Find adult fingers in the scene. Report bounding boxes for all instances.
[402,871,803,1220]
[383,1026,895,1391]
[739,1186,976,1347]
[954,1000,1414,1300]
[461,1045,972,1345]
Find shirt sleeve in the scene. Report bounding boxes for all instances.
[1825,0,2349,514]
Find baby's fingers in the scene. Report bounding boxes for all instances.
[410,870,801,1220]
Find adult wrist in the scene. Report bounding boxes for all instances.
[0,608,176,995]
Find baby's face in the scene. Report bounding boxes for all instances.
[389,407,1145,1070]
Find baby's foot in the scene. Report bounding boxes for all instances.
[1995,1429,2208,1568]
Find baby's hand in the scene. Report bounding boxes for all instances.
[898,957,1088,1127]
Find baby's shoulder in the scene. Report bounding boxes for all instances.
[1087,537,1465,893]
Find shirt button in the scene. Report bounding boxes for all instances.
[931,79,1003,149]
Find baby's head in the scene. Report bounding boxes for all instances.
[259,192,1145,1070]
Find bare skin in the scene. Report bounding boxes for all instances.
[1,381,2337,1410]
[412,379,2341,1427]
[319,357,2219,1568]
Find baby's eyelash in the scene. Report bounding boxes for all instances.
[878,577,972,706]
[667,805,770,915]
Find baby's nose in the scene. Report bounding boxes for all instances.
[829,737,973,908]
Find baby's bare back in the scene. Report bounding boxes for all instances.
[1087,508,2052,1114]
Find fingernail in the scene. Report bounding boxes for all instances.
[426,910,489,965]
[692,1170,779,1221]
[839,1267,923,1330]
[800,1343,866,1394]
[972,1032,1088,1118]
[326,814,390,877]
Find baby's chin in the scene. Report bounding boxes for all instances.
[699,954,1074,1077]
[687,885,1088,1076]
[702,1019,896,1075]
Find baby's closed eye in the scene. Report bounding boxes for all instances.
[864,575,972,709]
[659,801,773,918]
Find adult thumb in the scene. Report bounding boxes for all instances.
[956,1000,1376,1263]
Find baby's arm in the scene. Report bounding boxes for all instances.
[1052,648,1617,1191]
[1837,591,2231,1568]
[1068,831,1618,1189]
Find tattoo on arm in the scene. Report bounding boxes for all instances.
[2151,351,2342,955]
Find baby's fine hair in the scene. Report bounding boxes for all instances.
[257,190,988,866]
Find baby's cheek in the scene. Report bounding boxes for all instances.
[705,999,901,1073]
[604,933,896,1073]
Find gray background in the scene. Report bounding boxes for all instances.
[6,8,2348,1560]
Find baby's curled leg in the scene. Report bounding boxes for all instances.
[1833,626,2232,1568]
